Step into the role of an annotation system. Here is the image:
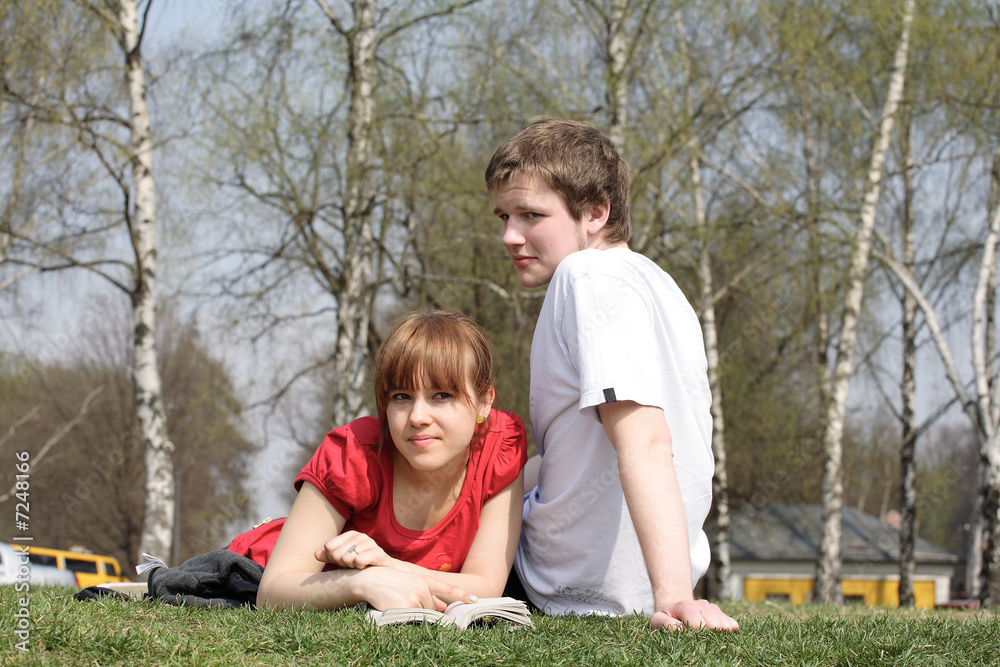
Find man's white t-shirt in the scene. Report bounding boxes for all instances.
[514,247,714,616]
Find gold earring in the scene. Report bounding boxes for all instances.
[476,416,484,424]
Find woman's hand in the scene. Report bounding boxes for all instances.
[353,567,477,612]
[314,530,392,570]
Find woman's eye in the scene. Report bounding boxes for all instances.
[433,392,453,400]
[391,392,411,401]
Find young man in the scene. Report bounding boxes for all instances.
[487,119,737,631]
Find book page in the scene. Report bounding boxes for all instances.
[367,597,532,629]
[444,597,533,629]
[367,607,453,626]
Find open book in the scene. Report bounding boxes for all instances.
[367,596,533,629]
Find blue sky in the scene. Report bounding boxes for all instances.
[145,0,233,48]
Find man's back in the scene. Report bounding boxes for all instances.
[516,247,714,616]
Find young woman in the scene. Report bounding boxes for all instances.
[242,310,526,611]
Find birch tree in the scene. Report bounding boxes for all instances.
[194,0,488,434]
[673,11,734,600]
[313,0,379,427]
[845,0,1000,606]
[567,5,740,601]
[813,0,915,604]
[874,162,1000,605]
[564,0,657,152]
[896,109,919,606]
[114,0,175,564]
[368,0,580,431]
[1,0,177,562]
[0,0,104,292]
[631,1,789,599]
[858,1,997,604]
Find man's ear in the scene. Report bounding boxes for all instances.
[583,201,611,239]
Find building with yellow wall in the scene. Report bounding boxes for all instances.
[705,504,958,609]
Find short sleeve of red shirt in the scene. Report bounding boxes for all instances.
[472,410,528,501]
[294,416,383,520]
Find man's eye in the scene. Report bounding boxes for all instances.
[498,214,509,222]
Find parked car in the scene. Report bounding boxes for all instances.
[25,545,128,588]
[0,543,77,587]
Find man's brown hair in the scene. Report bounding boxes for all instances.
[485,119,631,243]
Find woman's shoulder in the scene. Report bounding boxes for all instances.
[487,409,526,439]
[327,415,381,448]
[304,416,384,477]
[481,409,527,464]
[469,409,527,497]
[297,415,386,507]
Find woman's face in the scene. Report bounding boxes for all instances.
[386,380,494,474]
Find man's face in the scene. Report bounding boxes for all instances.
[493,173,587,288]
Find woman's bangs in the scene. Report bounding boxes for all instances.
[390,334,469,400]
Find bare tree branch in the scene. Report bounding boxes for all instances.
[0,386,105,504]
[380,0,485,45]
[313,0,349,36]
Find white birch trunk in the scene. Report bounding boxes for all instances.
[689,147,731,599]
[983,440,1000,606]
[330,0,377,426]
[974,143,1000,606]
[968,469,986,598]
[814,0,914,604]
[898,117,917,607]
[120,0,175,563]
[606,0,628,153]
[965,141,1000,602]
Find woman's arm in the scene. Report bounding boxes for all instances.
[384,471,524,597]
[257,482,472,611]
[314,472,525,598]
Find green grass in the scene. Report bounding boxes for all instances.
[2,587,998,666]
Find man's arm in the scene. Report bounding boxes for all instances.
[597,400,738,631]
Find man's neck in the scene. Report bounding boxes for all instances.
[587,239,630,252]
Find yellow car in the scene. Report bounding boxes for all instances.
[0,543,76,587]
[24,546,129,588]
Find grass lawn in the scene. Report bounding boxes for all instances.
[2,586,998,666]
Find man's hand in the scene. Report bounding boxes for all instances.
[650,599,739,631]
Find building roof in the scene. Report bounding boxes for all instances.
[719,504,959,565]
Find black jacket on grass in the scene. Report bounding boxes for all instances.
[74,550,263,609]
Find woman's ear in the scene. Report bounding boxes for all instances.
[480,386,496,417]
